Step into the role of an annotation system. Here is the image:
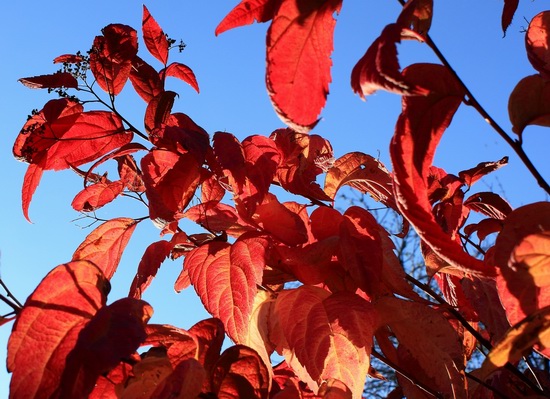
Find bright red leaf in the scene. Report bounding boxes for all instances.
[464,192,512,220]
[216,0,279,35]
[161,62,200,93]
[129,55,164,102]
[275,286,376,398]
[142,5,170,65]
[89,24,138,95]
[129,240,174,299]
[19,72,78,89]
[72,217,138,279]
[389,63,491,276]
[526,11,550,78]
[71,180,125,212]
[7,261,109,398]
[458,157,508,187]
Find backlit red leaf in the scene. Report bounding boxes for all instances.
[141,150,201,223]
[275,286,375,398]
[211,345,270,399]
[151,358,206,399]
[72,217,138,279]
[145,91,177,133]
[71,180,125,212]
[502,0,519,34]
[89,24,138,95]
[508,74,550,136]
[458,156,508,187]
[58,298,152,398]
[53,54,84,64]
[464,192,512,220]
[526,11,550,78]
[189,318,226,375]
[129,55,164,102]
[266,0,343,132]
[19,72,78,89]
[185,234,268,343]
[162,62,200,93]
[21,163,43,222]
[389,63,490,276]
[129,240,174,299]
[351,24,429,99]
[7,261,109,399]
[396,0,433,35]
[142,5,169,65]
[215,0,279,35]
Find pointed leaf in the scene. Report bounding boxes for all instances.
[502,0,519,34]
[458,156,508,187]
[464,192,513,220]
[275,286,375,398]
[389,63,490,276]
[508,74,550,136]
[351,24,429,99]
[211,345,270,399]
[162,62,200,93]
[185,234,268,343]
[21,163,43,222]
[71,180,125,212]
[19,72,78,89]
[89,24,138,95]
[53,54,84,64]
[396,0,433,35]
[142,5,169,65]
[129,240,174,299]
[189,318,226,376]
[72,217,138,279]
[145,91,177,133]
[58,298,153,398]
[129,55,164,102]
[7,261,109,399]
[266,0,343,132]
[526,11,550,78]
[215,0,279,35]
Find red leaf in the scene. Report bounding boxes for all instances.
[71,180,125,212]
[396,0,433,35]
[189,318,226,375]
[266,0,342,132]
[53,54,84,64]
[19,72,78,89]
[211,345,270,399]
[58,298,152,398]
[141,150,201,223]
[21,163,43,222]
[7,261,109,399]
[129,240,174,299]
[458,157,508,187]
[89,24,138,95]
[508,74,550,136]
[502,0,519,34]
[72,217,138,279]
[151,358,206,399]
[324,152,396,211]
[215,0,279,35]
[464,192,512,220]
[129,55,164,102]
[162,62,200,93]
[118,154,146,192]
[145,91,177,133]
[185,234,268,343]
[144,324,199,366]
[142,5,170,65]
[184,201,257,238]
[526,11,550,78]
[351,24,429,99]
[272,129,333,202]
[275,286,375,397]
[389,63,491,276]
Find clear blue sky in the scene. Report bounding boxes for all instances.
[1,1,549,395]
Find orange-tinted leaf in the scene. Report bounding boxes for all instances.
[89,24,138,95]
[215,0,279,35]
[7,261,109,398]
[376,296,467,397]
[162,62,200,93]
[266,0,343,132]
[211,345,270,399]
[351,24,429,99]
[324,152,395,210]
[129,240,174,299]
[141,150,201,223]
[19,72,78,89]
[526,11,550,78]
[389,63,490,276]
[184,201,257,238]
[458,157,508,187]
[502,0,519,34]
[144,324,200,366]
[508,74,550,136]
[185,234,267,343]
[479,305,550,380]
[464,192,512,220]
[189,318,226,375]
[129,55,164,102]
[72,217,138,279]
[21,163,43,222]
[275,286,375,398]
[71,180,125,212]
[151,358,206,399]
[89,361,133,399]
[58,298,152,398]
[272,129,333,202]
[142,5,169,65]
[53,54,84,64]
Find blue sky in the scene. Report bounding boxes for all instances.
[1,0,549,395]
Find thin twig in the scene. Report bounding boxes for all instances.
[0,279,23,308]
